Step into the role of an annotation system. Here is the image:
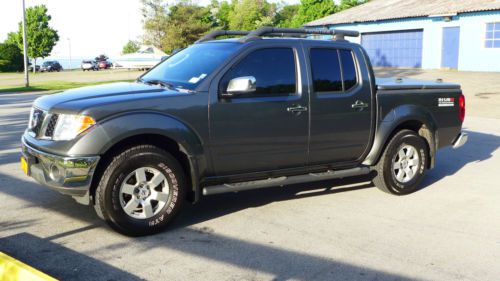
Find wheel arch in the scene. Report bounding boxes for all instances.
[73,112,206,205]
[363,105,438,168]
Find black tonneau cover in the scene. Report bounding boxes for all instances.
[376,78,460,90]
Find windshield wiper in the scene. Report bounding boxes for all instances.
[138,78,176,91]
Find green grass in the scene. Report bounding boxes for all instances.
[0,80,134,93]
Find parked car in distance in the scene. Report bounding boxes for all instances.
[22,27,467,236]
[81,60,99,71]
[40,61,63,72]
[98,60,112,69]
[27,63,40,72]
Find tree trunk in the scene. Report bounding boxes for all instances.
[33,58,36,73]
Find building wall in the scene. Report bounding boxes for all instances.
[317,10,500,72]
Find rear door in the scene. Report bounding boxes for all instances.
[303,42,374,166]
[209,42,309,176]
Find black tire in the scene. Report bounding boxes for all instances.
[372,129,428,195]
[94,145,186,236]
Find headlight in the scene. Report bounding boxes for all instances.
[52,114,96,141]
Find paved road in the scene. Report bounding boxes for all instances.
[0,92,499,281]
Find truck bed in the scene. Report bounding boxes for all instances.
[376,77,460,90]
[375,77,463,152]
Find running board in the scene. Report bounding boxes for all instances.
[202,167,371,196]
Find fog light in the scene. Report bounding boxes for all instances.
[49,164,61,181]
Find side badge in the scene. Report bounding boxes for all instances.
[438,97,455,107]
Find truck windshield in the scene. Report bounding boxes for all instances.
[140,42,242,91]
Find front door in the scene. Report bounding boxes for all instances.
[304,43,373,166]
[209,44,309,176]
[441,27,460,69]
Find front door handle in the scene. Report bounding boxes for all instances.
[351,100,369,111]
[287,105,308,113]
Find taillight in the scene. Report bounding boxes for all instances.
[458,94,465,122]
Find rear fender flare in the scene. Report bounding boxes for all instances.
[363,105,438,167]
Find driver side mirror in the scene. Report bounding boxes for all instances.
[221,76,256,98]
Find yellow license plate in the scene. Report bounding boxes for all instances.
[21,156,28,175]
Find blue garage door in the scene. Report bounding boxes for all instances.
[361,30,423,68]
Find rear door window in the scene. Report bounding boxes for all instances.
[310,48,358,93]
[339,50,357,91]
[310,49,342,92]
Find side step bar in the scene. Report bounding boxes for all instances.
[202,167,371,196]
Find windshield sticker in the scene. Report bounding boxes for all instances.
[188,73,208,84]
[188,77,201,84]
[438,97,454,107]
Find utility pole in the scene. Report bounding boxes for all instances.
[67,38,72,72]
[21,0,29,87]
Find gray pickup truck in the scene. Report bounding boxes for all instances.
[21,28,467,236]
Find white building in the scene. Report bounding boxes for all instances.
[306,0,500,72]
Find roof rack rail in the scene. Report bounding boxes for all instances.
[195,27,359,43]
[196,30,249,43]
[240,27,359,42]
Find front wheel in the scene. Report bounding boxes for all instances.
[372,129,428,195]
[94,145,186,236]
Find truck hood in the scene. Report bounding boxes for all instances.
[376,77,460,90]
[34,82,184,114]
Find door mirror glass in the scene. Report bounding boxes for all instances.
[225,76,256,96]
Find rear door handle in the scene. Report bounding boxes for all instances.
[351,100,369,110]
[287,105,308,113]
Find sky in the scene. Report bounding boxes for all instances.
[0,0,301,59]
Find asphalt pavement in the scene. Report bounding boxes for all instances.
[0,91,499,281]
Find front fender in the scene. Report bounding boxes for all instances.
[363,104,438,166]
[68,112,204,158]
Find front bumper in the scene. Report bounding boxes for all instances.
[21,138,100,198]
[452,132,468,149]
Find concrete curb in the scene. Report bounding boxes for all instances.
[0,251,57,281]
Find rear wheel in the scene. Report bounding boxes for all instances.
[372,129,428,195]
[94,145,186,236]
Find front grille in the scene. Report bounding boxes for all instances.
[44,114,59,137]
[29,108,45,136]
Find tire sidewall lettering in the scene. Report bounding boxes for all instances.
[104,150,184,232]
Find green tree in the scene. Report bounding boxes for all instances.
[141,0,168,49]
[337,0,368,12]
[275,4,300,27]
[0,43,23,72]
[15,5,59,72]
[291,0,336,27]
[208,0,234,29]
[161,1,212,53]
[228,0,277,30]
[122,40,141,54]
[4,32,19,46]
